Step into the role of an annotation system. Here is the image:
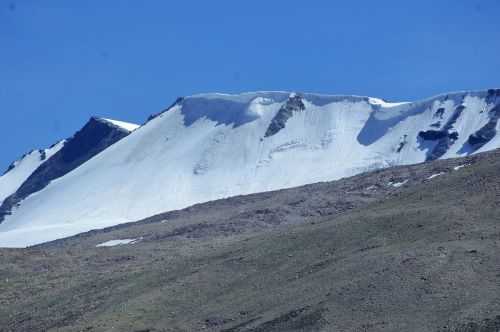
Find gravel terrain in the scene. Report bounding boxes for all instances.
[1,149,500,331]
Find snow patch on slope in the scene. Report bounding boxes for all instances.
[453,164,467,171]
[427,172,444,180]
[96,238,141,247]
[389,180,408,188]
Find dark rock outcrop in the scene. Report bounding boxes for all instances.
[396,134,408,153]
[434,107,445,119]
[418,130,448,141]
[467,103,500,150]
[428,132,459,160]
[0,117,132,223]
[419,104,465,161]
[486,88,500,103]
[264,94,305,138]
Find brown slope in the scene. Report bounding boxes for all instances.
[1,149,499,332]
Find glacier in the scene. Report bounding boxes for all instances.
[0,89,499,247]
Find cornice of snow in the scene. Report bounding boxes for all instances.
[1,88,500,247]
[93,117,140,132]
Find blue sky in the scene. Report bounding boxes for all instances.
[1,0,499,171]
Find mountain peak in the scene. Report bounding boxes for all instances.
[2,88,500,246]
[0,116,137,225]
[91,117,140,132]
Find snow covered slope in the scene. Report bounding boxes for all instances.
[1,89,500,247]
[100,118,140,132]
[0,117,138,226]
[0,140,65,205]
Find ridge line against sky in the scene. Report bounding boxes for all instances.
[1,0,500,170]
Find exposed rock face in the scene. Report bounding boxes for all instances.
[418,104,465,161]
[264,94,305,137]
[0,117,132,223]
[396,134,408,153]
[418,130,449,140]
[434,107,445,119]
[467,103,500,150]
[487,88,500,101]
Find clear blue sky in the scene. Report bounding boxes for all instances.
[1,0,499,171]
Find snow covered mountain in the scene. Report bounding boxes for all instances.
[0,117,138,231]
[1,89,499,247]
[0,140,66,205]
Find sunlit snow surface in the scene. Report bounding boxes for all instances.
[101,118,140,132]
[1,90,499,247]
[0,140,65,205]
[389,180,408,188]
[368,97,410,108]
[427,173,445,180]
[96,238,141,247]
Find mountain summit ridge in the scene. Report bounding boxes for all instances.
[1,88,500,247]
[0,117,138,224]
